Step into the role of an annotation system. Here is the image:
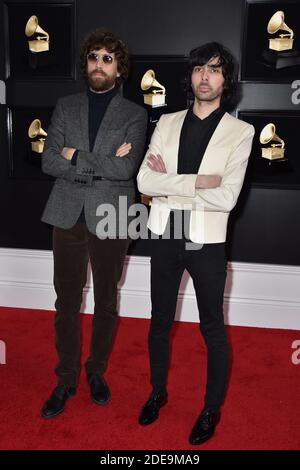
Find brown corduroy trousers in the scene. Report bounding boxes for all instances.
[52,223,130,387]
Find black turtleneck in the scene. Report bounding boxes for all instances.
[87,85,118,151]
[72,85,118,223]
[71,85,118,167]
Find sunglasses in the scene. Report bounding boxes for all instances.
[87,52,114,64]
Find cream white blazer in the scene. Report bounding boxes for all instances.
[137,110,255,243]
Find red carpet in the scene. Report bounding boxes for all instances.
[0,306,299,450]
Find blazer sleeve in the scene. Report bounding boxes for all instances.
[167,124,255,212]
[76,108,148,181]
[137,115,198,196]
[41,99,76,182]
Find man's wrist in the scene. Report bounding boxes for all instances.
[71,149,79,166]
[195,175,204,188]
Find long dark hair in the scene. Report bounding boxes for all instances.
[80,29,129,87]
[187,42,237,107]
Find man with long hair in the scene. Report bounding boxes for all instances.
[137,42,254,444]
[41,29,147,418]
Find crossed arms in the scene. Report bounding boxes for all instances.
[42,98,147,183]
[137,116,255,213]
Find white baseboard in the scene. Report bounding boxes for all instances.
[0,248,300,330]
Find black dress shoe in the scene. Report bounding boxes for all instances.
[89,374,110,405]
[41,385,76,419]
[138,391,168,426]
[189,408,220,445]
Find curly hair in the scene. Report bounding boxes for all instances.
[80,29,129,87]
[187,42,237,107]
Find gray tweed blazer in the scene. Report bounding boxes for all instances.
[41,91,148,236]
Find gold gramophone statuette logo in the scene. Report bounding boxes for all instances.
[267,10,294,51]
[260,123,285,161]
[28,119,47,153]
[25,15,49,53]
[141,69,166,107]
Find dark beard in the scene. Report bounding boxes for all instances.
[88,71,116,92]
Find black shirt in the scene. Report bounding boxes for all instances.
[169,105,225,241]
[177,106,225,174]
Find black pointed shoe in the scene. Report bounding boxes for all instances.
[138,391,168,426]
[41,385,76,419]
[89,374,110,405]
[189,408,220,445]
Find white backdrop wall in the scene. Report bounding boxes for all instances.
[0,248,299,330]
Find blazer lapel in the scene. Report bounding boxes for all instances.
[198,112,231,173]
[79,93,90,151]
[166,110,188,173]
[166,110,232,174]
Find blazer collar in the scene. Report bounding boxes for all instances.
[174,108,230,142]
[167,109,230,173]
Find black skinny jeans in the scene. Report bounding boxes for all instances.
[149,215,229,410]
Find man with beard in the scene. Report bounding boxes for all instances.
[137,42,254,444]
[41,30,147,419]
